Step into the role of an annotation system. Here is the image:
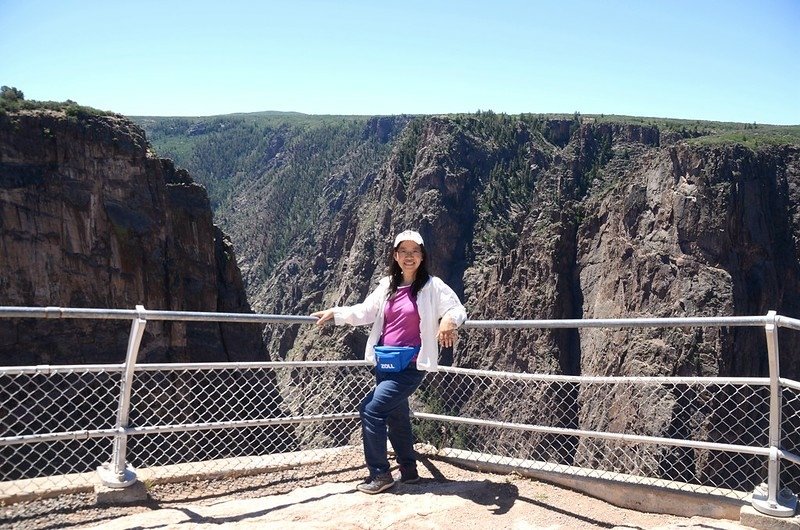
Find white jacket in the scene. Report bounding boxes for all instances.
[333,276,467,371]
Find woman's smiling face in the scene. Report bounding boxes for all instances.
[394,240,423,277]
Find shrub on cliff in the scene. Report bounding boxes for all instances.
[0,86,111,117]
[1,85,24,101]
[0,85,24,112]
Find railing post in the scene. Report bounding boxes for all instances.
[751,310,798,516]
[96,304,146,487]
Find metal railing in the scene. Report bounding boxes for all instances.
[0,306,798,517]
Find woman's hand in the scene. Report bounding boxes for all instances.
[311,309,335,326]
[437,315,457,348]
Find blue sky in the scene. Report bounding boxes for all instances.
[2,0,798,124]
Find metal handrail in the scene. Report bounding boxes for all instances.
[0,306,773,328]
[1,305,798,516]
[413,411,771,456]
[463,315,770,329]
[0,413,365,447]
[781,378,800,392]
[0,306,317,324]
[777,315,800,331]
[437,365,769,385]
[0,364,126,375]
[0,360,373,375]
[0,362,767,384]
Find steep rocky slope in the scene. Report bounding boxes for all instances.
[0,109,265,364]
[2,104,798,489]
[248,115,800,380]
[139,111,800,487]
[244,114,800,484]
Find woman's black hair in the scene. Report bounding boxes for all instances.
[388,244,430,298]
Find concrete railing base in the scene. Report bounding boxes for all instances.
[740,505,800,530]
[95,481,148,505]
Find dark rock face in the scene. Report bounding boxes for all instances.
[567,142,800,481]
[258,116,800,381]
[250,114,800,481]
[0,110,265,364]
[576,143,800,377]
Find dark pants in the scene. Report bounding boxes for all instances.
[359,367,426,477]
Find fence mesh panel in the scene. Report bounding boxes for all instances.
[1,369,120,437]
[2,439,113,483]
[127,365,374,483]
[2,326,799,507]
[782,385,800,495]
[0,364,374,497]
[1,369,119,488]
[411,370,772,499]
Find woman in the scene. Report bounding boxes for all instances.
[312,229,467,494]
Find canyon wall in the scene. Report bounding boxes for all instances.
[0,109,265,364]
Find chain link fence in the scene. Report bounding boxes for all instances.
[781,382,800,495]
[0,362,374,500]
[411,369,771,499]
[0,361,780,501]
[2,308,799,513]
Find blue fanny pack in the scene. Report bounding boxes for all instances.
[374,346,420,372]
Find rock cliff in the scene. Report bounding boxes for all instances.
[243,114,800,483]
[2,103,798,489]
[0,109,265,364]
[256,115,800,381]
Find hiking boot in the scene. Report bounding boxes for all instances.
[357,472,395,494]
[398,466,420,484]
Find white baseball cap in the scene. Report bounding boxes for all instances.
[393,230,424,247]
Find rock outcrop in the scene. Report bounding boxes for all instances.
[255,116,800,380]
[244,114,800,484]
[28,108,797,486]
[0,109,265,364]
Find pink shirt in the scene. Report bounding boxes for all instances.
[381,285,421,347]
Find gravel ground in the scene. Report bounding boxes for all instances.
[2,461,367,530]
[1,450,756,530]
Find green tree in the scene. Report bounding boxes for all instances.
[0,86,24,101]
